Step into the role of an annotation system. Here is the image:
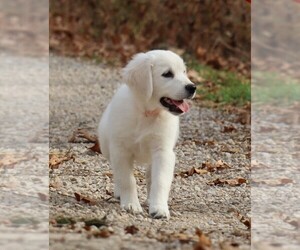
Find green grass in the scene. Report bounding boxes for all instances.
[187,60,251,106]
[252,72,300,105]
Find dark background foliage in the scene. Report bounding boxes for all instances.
[50,0,250,75]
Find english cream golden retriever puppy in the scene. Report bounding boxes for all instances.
[98,50,196,219]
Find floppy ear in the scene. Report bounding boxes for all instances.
[122,53,153,101]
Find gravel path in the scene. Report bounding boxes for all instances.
[49,55,251,250]
[0,54,49,250]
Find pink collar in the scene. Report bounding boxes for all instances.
[144,108,161,117]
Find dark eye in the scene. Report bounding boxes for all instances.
[162,70,174,78]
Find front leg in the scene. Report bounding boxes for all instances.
[110,150,142,213]
[149,149,175,219]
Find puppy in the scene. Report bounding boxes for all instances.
[98,50,196,219]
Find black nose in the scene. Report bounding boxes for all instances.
[185,84,196,94]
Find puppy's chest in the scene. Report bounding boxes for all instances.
[131,139,152,164]
[129,121,177,164]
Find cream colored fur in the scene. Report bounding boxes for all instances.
[98,50,195,219]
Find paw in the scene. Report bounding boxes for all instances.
[149,205,170,219]
[121,202,143,214]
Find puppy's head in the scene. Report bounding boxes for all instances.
[123,50,196,115]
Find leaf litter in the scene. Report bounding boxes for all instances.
[68,128,101,153]
[194,228,212,250]
[208,177,247,186]
[69,128,97,143]
[49,151,75,169]
[233,210,251,230]
[0,153,30,169]
[125,225,139,235]
[74,192,97,205]
[252,178,294,186]
[175,160,231,178]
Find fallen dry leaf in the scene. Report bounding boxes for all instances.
[49,153,74,169]
[202,140,216,147]
[94,229,112,238]
[74,192,97,205]
[194,228,212,250]
[225,105,250,125]
[222,125,237,133]
[233,211,251,230]
[89,141,101,154]
[87,228,113,239]
[69,128,97,143]
[0,154,29,169]
[103,172,113,178]
[235,110,250,125]
[284,217,300,229]
[252,178,294,187]
[175,167,208,178]
[105,188,113,196]
[258,126,277,133]
[202,160,230,172]
[37,193,48,202]
[125,225,139,235]
[208,177,247,186]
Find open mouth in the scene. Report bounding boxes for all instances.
[160,97,190,115]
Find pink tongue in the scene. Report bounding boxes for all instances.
[171,100,190,113]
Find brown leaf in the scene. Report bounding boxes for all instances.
[258,126,277,133]
[202,140,216,147]
[74,192,81,201]
[284,217,300,229]
[215,160,230,170]
[74,192,96,205]
[69,129,98,143]
[90,228,112,238]
[125,225,139,235]
[202,160,230,172]
[37,193,48,202]
[225,105,250,125]
[105,188,112,196]
[194,168,209,175]
[222,125,237,133]
[103,172,113,178]
[234,211,251,229]
[0,154,29,169]
[208,177,247,186]
[175,167,208,178]
[194,228,212,250]
[49,153,74,169]
[252,178,294,187]
[89,141,101,154]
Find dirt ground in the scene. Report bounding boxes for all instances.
[49,56,251,250]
